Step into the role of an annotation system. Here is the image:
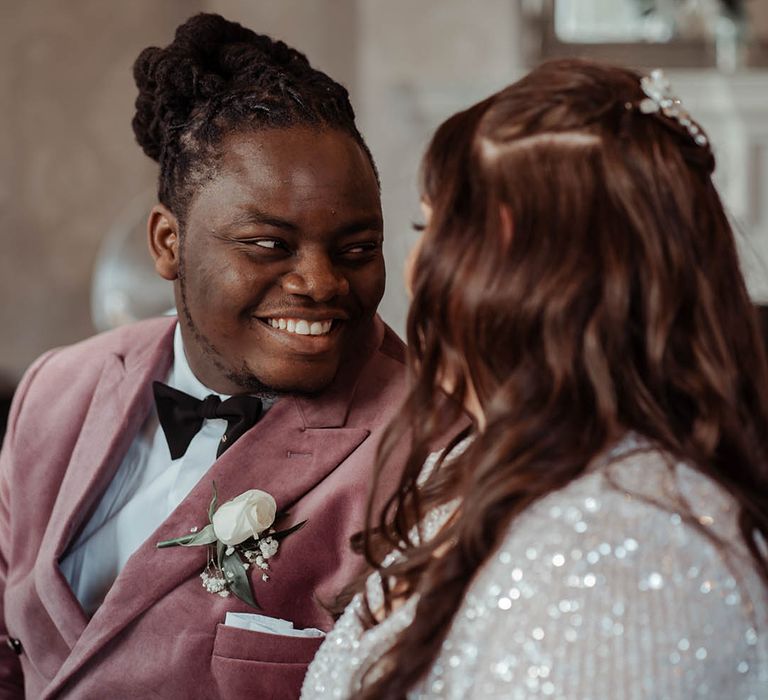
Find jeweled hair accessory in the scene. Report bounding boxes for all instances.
[625,68,708,148]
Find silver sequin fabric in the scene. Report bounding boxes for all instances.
[301,434,768,699]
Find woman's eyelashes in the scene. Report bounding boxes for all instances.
[411,221,426,233]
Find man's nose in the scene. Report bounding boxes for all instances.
[281,253,350,302]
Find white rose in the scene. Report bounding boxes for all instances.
[212,489,277,546]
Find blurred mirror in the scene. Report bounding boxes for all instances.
[553,0,744,43]
[554,0,677,43]
[523,0,767,70]
[91,191,175,332]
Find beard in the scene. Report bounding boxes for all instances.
[177,259,273,396]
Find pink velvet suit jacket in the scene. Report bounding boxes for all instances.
[0,315,407,699]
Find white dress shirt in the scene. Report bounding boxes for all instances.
[60,322,274,616]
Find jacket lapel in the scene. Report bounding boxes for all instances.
[44,318,383,695]
[35,321,175,650]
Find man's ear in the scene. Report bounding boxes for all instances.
[148,204,180,281]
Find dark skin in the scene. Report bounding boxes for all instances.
[148,127,385,395]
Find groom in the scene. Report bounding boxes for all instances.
[0,15,408,699]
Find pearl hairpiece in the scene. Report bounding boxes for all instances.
[625,68,708,148]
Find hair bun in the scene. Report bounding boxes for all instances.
[131,13,311,162]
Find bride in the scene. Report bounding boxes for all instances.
[302,58,768,699]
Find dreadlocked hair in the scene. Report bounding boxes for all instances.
[132,12,376,222]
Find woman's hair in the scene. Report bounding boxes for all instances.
[356,58,768,698]
[132,13,376,223]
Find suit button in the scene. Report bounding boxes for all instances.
[6,637,22,655]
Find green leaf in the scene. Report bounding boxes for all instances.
[235,536,257,552]
[270,519,307,542]
[156,536,190,549]
[208,482,219,522]
[216,539,226,572]
[155,525,216,549]
[179,524,217,547]
[221,551,260,609]
[156,523,216,549]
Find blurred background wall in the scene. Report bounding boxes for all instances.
[0,0,363,388]
[2,0,768,396]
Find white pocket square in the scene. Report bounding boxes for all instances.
[224,612,325,638]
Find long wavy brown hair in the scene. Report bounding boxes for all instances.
[354,59,768,698]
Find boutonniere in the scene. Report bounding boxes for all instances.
[156,483,306,609]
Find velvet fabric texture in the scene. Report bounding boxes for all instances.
[0,315,407,699]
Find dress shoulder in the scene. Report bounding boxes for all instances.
[303,440,768,699]
[418,446,768,698]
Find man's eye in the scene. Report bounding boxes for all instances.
[240,238,291,253]
[342,243,379,257]
[254,239,281,249]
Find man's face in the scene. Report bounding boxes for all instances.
[157,127,385,395]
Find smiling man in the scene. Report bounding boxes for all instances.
[0,14,408,700]
[160,127,386,396]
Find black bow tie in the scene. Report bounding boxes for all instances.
[152,381,263,460]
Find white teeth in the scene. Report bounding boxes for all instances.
[265,318,335,336]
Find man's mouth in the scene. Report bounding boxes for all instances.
[262,317,336,337]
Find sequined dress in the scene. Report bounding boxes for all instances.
[301,435,768,699]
